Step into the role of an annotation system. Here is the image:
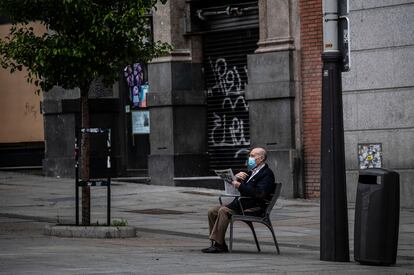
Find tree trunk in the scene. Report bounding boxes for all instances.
[80,89,91,225]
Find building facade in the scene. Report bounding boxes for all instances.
[342,0,414,208]
[26,0,414,207]
[299,0,414,207]
[147,0,302,198]
[0,21,45,169]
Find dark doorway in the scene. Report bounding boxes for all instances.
[121,63,150,176]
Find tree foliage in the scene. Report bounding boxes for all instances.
[0,0,171,93]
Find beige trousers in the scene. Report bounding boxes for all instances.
[207,205,235,245]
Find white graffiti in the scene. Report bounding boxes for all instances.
[222,96,248,111]
[210,113,249,147]
[207,58,247,96]
[234,148,250,158]
[208,57,250,149]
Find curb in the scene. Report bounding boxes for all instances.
[43,225,136,238]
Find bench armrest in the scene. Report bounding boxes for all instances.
[237,196,254,215]
[236,196,272,216]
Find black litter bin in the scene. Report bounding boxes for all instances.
[354,168,400,265]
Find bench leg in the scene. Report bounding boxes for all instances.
[229,221,234,252]
[265,222,280,254]
[246,221,261,252]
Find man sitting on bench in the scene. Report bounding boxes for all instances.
[201,147,275,253]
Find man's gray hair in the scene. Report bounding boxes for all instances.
[256,147,267,161]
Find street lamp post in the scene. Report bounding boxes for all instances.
[320,0,350,262]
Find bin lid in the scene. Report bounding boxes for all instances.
[359,168,396,176]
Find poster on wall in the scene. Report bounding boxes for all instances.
[358,143,382,169]
[132,110,150,134]
[124,63,148,109]
[139,84,149,108]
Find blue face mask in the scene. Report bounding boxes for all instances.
[247,157,257,170]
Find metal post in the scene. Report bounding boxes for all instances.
[75,136,79,226]
[320,0,350,262]
[107,129,111,226]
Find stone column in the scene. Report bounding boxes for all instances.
[256,0,295,53]
[42,83,122,178]
[42,87,80,178]
[148,0,207,185]
[246,0,302,198]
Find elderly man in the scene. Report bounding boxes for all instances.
[201,147,275,253]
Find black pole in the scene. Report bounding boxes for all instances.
[320,51,350,261]
[320,0,350,262]
[107,178,111,226]
[107,129,111,226]
[75,136,79,226]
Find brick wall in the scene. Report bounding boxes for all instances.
[299,0,323,198]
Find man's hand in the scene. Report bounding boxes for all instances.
[235,172,249,181]
[232,180,241,189]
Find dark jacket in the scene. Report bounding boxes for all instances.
[227,164,275,214]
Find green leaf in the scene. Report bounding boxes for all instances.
[0,0,171,93]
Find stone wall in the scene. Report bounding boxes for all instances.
[342,1,414,208]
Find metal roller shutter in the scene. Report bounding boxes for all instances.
[194,1,259,33]
[203,28,259,172]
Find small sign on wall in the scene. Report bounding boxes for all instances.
[358,143,382,169]
[132,110,150,134]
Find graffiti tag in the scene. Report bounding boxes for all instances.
[207,58,250,152]
[24,102,38,119]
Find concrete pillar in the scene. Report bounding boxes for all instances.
[148,0,207,185]
[42,83,122,178]
[246,0,302,198]
[256,0,295,53]
[42,87,80,178]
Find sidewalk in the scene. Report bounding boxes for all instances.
[0,171,413,274]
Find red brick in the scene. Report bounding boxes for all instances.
[300,0,323,198]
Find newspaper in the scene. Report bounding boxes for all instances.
[214,168,240,196]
